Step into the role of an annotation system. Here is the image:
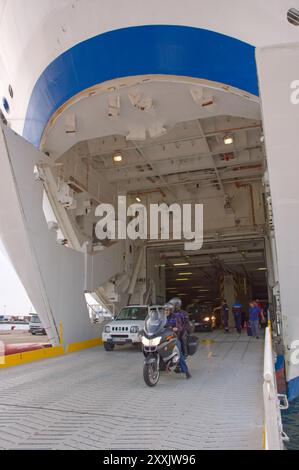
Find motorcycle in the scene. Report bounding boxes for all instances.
[140,310,198,387]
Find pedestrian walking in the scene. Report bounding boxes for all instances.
[232,301,242,334]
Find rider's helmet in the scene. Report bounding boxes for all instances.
[163,302,174,315]
[169,297,182,311]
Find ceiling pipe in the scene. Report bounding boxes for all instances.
[128,188,166,198]
[88,124,262,158]
[233,164,263,172]
[102,144,263,174]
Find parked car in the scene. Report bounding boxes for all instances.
[187,303,216,332]
[102,305,161,351]
[29,315,46,335]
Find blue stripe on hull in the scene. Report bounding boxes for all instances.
[288,376,299,402]
[22,25,258,148]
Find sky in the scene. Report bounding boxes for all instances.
[0,240,97,317]
[0,240,33,316]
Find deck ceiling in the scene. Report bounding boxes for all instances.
[48,78,263,202]
[62,114,264,201]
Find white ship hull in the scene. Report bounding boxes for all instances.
[0,0,299,400]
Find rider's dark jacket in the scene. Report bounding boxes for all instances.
[165,312,184,336]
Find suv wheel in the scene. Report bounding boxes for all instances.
[104,342,115,351]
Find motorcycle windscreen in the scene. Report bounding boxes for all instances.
[144,311,166,336]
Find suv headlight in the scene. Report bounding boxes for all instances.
[104,326,111,333]
[204,317,210,322]
[130,326,139,333]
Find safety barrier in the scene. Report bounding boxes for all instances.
[0,345,65,368]
[66,337,102,353]
[263,325,289,450]
[0,338,102,369]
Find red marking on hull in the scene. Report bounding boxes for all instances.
[4,343,51,356]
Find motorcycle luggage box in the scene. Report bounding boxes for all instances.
[187,335,199,356]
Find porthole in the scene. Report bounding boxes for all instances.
[2,97,10,114]
[287,8,299,26]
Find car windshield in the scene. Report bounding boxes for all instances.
[188,304,211,314]
[30,315,41,324]
[144,309,166,336]
[201,306,211,314]
[115,307,148,321]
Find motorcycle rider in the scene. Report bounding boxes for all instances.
[169,297,191,357]
[164,303,191,379]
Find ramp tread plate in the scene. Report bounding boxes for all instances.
[0,331,264,450]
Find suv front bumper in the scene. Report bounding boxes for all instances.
[102,332,141,345]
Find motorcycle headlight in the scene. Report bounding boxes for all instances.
[204,317,210,322]
[151,337,162,346]
[141,336,162,346]
[130,326,139,333]
[104,326,111,333]
[142,337,150,346]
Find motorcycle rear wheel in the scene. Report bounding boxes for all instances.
[143,362,160,387]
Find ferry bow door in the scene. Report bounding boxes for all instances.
[0,123,104,348]
[256,44,299,401]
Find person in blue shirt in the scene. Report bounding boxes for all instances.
[249,301,261,339]
[232,301,242,334]
[164,303,191,379]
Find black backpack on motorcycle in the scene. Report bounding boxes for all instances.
[187,335,199,356]
[182,311,193,334]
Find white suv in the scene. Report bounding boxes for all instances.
[102,305,161,351]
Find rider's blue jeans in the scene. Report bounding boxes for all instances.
[177,339,189,374]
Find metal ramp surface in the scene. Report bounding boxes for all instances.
[0,331,264,450]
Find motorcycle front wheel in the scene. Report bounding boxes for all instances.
[143,361,160,387]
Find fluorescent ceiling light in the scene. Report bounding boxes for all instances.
[136,197,141,202]
[173,263,190,267]
[257,267,267,271]
[178,272,193,275]
[223,134,234,145]
[176,278,189,281]
[113,153,123,163]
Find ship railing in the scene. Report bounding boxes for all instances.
[263,325,289,449]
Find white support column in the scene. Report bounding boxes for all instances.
[256,43,299,400]
[223,274,235,328]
